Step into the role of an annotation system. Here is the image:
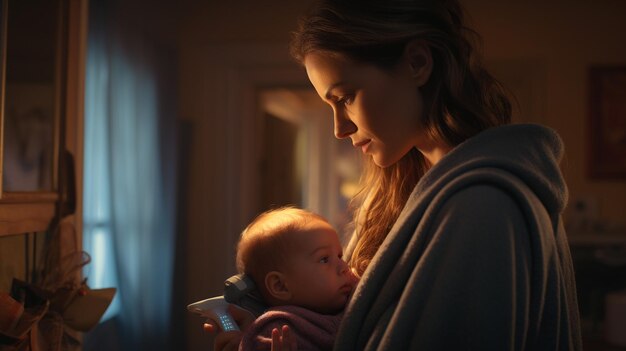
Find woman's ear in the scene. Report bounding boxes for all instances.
[405,40,433,87]
[265,271,292,302]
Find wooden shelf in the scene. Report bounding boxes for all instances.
[569,233,626,247]
[0,202,56,236]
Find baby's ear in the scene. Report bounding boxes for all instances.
[265,271,292,302]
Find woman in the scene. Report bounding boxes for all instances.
[210,0,583,349]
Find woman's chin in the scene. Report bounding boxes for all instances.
[372,156,394,168]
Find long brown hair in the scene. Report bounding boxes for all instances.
[290,0,512,276]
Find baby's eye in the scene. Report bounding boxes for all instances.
[320,256,329,264]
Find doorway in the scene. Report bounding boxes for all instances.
[258,88,362,242]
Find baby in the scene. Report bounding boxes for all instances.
[236,206,358,350]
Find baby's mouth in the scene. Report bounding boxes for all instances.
[339,283,353,295]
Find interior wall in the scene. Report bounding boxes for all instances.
[464,0,626,226]
[177,1,626,349]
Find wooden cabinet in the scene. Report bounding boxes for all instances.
[0,0,86,291]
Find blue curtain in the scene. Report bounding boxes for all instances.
[82,0,178,350]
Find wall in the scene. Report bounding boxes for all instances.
[464,0,626,227]
[177,1,626,349]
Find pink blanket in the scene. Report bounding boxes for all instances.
[239,305,343,351]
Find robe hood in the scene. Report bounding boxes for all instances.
[417,123,568,216]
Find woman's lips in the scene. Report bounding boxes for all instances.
[354,139,371,153]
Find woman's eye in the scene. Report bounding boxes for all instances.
[337,95,353,106]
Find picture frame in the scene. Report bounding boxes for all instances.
[0,0,60,194]
[588,66,626,179]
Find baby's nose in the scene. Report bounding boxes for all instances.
[338,259,350,274]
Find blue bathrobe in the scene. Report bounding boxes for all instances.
[336,124,582,350]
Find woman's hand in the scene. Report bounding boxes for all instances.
[271,325,297,351]
[203,304,255,351]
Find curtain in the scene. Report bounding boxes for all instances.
[82,0,178,350]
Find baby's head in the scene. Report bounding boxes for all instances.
[236,206,356,314]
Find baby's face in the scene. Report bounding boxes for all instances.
[281,219,358,314]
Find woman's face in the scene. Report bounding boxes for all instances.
[305,51,426,168]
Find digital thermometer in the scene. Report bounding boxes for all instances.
[187,296,239,331]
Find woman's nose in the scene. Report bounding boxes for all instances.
[333,110,356,139]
